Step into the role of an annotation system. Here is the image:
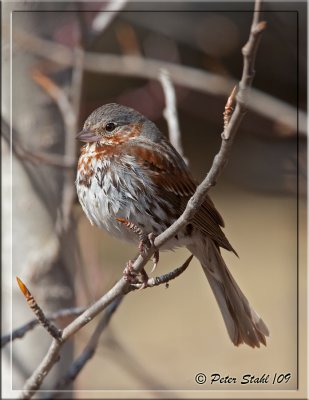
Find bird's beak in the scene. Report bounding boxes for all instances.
[76,129,101,143]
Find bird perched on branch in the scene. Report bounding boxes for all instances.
[76,103,269,348]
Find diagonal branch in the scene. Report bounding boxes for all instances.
[16,277,62,342]
[130,255,193,289]
[1,307,85,348]
[91,0,128,36]
[52,297,123,393]
[20,3,266,398]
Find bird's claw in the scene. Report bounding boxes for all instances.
[123,260,149,289]
[117,218,159,274]
[139,232,159,273]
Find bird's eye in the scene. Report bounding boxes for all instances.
[105,122,116,132]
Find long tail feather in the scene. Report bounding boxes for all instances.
[188,238,269,348]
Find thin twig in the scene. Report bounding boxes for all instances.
[2,320,38,348]
[1,307,85,348]
[16,277,62,342]
[10,27,303,136]
[20,3,266,398]
[131,255,193,289]
[52,297,122,393]
[159,68,188,164]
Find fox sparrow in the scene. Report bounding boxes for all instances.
[76,103,269,348]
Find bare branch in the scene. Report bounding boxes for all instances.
[20,3,266,398]
[2,320,38,348]
[144,17,267,256]
[52,297,122,392]
[11,27,303,136]
[159,68,188,164]
[131,255,193,290]
[91,0,128,35]
[16,277,62,342]
[1,307,85,348]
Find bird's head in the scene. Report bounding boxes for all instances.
[76,103,162,145]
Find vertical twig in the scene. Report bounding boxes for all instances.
[159,68,188,164]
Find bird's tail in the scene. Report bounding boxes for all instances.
[187,238,269,348]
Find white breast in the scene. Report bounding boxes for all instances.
[76,151,170,243]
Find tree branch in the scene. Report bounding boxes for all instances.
[130,255,193,290]
[20,3,266,398]
[91,0,128,36]
[159,68,187,164]
[10,26,303,136]
[16,277,62,342]
[1,307,85,348]
[52,297,123,393]
[4,254,191,348]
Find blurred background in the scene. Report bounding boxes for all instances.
[2,1,306,399]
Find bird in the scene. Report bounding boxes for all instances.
[76,102,269,348]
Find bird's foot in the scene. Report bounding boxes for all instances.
[139,232,159,273]
[123,260,149,289]
[116,218,159,273]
